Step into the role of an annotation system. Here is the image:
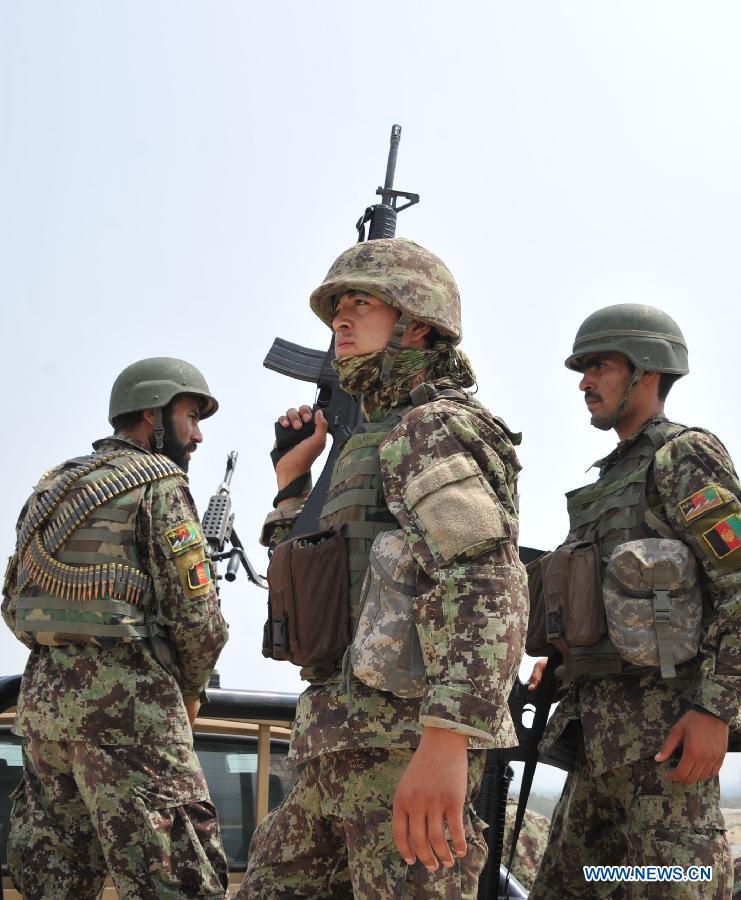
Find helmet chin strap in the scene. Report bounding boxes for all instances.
[153,408,165,451]
[380,312,413,383]
[601,367,645,431]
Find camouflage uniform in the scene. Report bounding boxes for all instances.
[245,748,488,899]
[239,239,529,898]
[501,797,550,891]
[531,417,739,899]
[2,434,230,899]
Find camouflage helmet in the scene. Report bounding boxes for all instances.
[108,357,218,424]
[565,304,689,376]
[309,238,462,344]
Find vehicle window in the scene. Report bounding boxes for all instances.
[194,734,297,871]
[0,733,24,868]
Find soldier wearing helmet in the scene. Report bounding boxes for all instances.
[528,305,738,898]
[239,239,528,898]
[2,358,229,898]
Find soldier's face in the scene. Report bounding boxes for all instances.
[332,292,400,357]
[162,395,203,470]
[578,352,633,431]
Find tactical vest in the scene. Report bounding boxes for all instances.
[563,418,685,674]
[14,449,184,646]
[317,385,483,636]
[318,407,409,635]
[566,419,685,567]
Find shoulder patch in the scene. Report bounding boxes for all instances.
[165,521,203,555]
[678,484,725,522]
[402,451,509,563]
[703,514,741,560]
[187,558,214,590]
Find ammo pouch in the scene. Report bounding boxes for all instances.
[603,538,702,679]
[525,541,606,657]
[262,528,349,672]
[348,529,426,698]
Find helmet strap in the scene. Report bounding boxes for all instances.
[153,408,165,451]
[607,366,645,429]
[380,312,413,383]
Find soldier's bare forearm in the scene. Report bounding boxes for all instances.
[274,409,328,490]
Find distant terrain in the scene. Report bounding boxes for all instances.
[723,806,741,855]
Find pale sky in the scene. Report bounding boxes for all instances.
[1,1,740,794]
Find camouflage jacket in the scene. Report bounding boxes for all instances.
[542,416,741,774]
[2,436,229,745]
[263,391,529,764]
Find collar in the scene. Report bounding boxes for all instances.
[92,433,152,454]
[591,413,669,474]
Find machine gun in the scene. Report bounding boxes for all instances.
[202,451,267,590]
[263,124,418,536]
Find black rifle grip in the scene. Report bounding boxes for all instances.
[274,415,317,452]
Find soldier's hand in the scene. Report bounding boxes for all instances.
[392,726,469,872]
[274,407,328,492]
[655,709,729,783]
[183,696,201,726]
[527,657,548,691]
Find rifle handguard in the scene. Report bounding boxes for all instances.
[202,495,234,547]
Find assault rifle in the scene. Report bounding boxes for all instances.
[263,124,418,536]
[202,451,267,590]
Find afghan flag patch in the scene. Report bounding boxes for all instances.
[187,558,213,589]
[703,514,741,559]
[166,521,202,555]
[678,484,725,522]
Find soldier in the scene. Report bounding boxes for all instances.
[237,238,529,898]
[2,358,230,899]
[528,305,738,898]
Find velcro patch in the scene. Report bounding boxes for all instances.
[703,514,741,559]
[678,484,725,522]
[166,521,202,555]
[187,558,213,589]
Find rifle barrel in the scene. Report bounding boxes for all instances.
[383,124,402,193]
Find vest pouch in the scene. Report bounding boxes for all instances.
[569,638,624,679]
[603,539,702,679]
[349,529,425,698]
[525,541,606,655]
[263,528,349,670]
[525,551,550,656]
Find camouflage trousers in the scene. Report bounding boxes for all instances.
[236,747,488,899]
[502,797,549,891]
[8,738,229,900]
[529,752,732,899]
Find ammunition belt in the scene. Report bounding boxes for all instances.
[19,532,152,606]
[40,453,183,555]
[19,450,130,555]
[17,450,184,605]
